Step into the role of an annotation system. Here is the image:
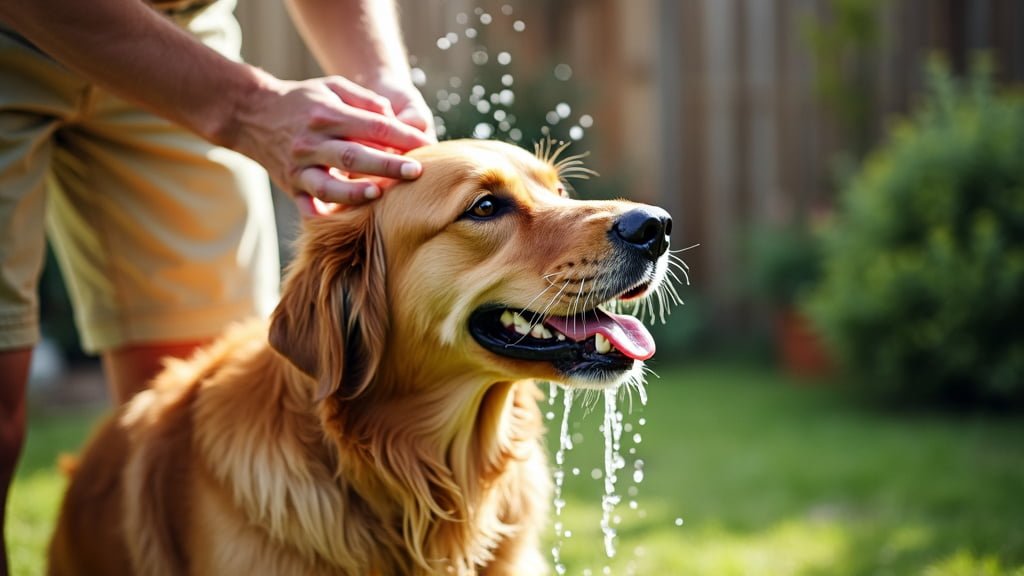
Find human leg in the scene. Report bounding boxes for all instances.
[100,341,207,404]
[0,349,31,576]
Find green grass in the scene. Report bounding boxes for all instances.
[8,364,1024,575]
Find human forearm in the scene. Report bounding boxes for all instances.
[0,0,264,146]
[0,0,431,207]
[285,0,411,86]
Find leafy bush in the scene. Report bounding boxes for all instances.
[749,226,823,307]
[808,64,1024,408]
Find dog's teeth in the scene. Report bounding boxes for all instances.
[531,324,553,339]
[500,310,515,329]
[595,333,612,354]
[556,332,566,341]
[513,313,530,335]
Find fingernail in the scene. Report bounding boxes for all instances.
[363,185,381,200]
[400,162,421,179]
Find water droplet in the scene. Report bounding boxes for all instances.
[623,422,633,433]
[546,111,561,125]
[556,102,571,118]
[478,100,492,114]
[580,114,594,128]
[501,73,514,87]
[493,109,507,122]
[455,12,468,25]
[480,12,492,25]
[472,50,488,66]
[498,120,511,132]
[513,19,526,32]
[569,126,584,140]
[465,27,478,39]
[449,76,462,89]
[638,417,647,426]
[591,468,603,480]
[410,67,426,87]
[474,6,483,15]
[675,517,684,526]
[633,433,642,444]
[472,84,486,96]
[564,529,573,538]
[490,92,501,104]
[436,100,451,112]
[447,93,461,106]
[473,123,494,139]
[436,37,451,50]
[571,467,580,476]
[629,500,638,509]
[445,32,459,45]
[554,63,574,81]
[509,128,522,141]
[499,89,515,106]
[545,411,555,421]
[632,469,644,483]
[497,51,512,65]
[627,486,639,496]
[501,4,514,15]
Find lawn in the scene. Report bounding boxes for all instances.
[8,363,1024,575]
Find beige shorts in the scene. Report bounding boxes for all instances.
[0,0,280,353]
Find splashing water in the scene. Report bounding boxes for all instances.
[411,6,592,146]
[550,385,574,575]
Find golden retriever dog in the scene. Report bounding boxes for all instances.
[47,139,673,575]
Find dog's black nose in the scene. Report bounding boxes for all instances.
[612,207,672,261]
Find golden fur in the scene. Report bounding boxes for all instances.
[48,139,668,575]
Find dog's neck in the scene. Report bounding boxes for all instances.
[279,351,544,573]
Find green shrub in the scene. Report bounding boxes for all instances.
[808,64,1024,408]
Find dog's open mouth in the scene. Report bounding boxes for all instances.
[468,303,655,377]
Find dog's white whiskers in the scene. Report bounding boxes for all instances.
[515,280,571,345]
[533,281,571,327]
[508,281,566,347]
[669,243,700,254]
[571,278,586,334]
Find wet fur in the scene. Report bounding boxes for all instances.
[48,140,659,575]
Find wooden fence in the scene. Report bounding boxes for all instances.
[235,0,1024,333]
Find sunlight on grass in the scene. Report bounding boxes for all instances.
[8,364,1024,575]
[8,472,67,575]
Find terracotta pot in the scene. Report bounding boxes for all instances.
[776,308,833,380]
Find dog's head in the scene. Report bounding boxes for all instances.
[270,139,673,400]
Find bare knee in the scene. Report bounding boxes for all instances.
[0,348,31,481]
[102,341,208,404]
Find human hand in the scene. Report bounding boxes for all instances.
[368,75,437,140]
[229,71,433,216]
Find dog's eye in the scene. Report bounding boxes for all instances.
[468,195,499,219]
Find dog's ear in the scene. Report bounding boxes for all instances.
[269,209,387,401]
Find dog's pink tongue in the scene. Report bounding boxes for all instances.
[545,309,656,360]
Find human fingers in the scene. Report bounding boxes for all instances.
[310,139,422,180]
[328,105,433,152]
[322,76,395,117]
[295,166,382,206]
[293,193,342,219]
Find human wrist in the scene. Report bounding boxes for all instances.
[207,64,280,152]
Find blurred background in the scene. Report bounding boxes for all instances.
[13,0,1024,575]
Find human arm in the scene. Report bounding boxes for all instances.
[0,0,431,205]
[285,0,434,136]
